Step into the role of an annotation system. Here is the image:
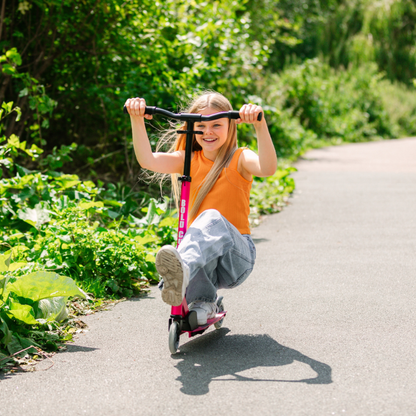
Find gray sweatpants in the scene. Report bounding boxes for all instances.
[178,209,256,304]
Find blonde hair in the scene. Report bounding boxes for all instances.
[156,91,237,220]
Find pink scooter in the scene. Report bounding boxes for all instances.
[124,104,261,353]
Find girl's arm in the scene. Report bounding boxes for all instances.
[236,104,278,177]
[125,97,184,174]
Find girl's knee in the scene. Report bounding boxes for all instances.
[197,209,221,221]
[192,209,223,228]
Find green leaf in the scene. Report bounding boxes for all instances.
[7,134,20,147]
[103,199,123,208]
[2,101,13,113]
[7,301,38,325]
[5,48,22,66]
[18,204,51,228]
[14,334,38,354]
[19,88,29,97]
[106,209,119,219]
[0,352,12,366]
[7,335,23,355]
[0,251,12,273]
[0,317,12,346]
[36,297,68,322]
[8,261,27,272]
[1,64,16,75]
[79,201,104,209]
[134,234,159,245]
[6,271,87,302]
[158,217,178,227]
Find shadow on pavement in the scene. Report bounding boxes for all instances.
[63,344,98,353]
[172,329,332,395]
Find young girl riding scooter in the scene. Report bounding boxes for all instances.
[125,92,277,325]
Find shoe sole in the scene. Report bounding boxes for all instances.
[156,246,184,306]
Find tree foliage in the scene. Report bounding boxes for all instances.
[269,0,416,84]
[1,0,284,173]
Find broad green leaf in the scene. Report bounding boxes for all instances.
[6,271,87,302]
[8,302,38,325]
[36,297,68,322]
[18,204,50,228]
[7,335,23,355]
[8,261,27,272]
[14,334,38,354]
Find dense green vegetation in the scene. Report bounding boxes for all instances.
[1,0,415,369]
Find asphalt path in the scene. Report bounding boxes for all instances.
[1,138,416,416]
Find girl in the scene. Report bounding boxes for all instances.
[125,92,277,325]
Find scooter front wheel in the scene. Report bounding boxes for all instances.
[168,321,180,354]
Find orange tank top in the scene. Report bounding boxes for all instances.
[189,148,252,234]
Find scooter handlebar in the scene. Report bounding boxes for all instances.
[123,105,262,122]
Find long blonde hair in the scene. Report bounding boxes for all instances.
[157,91,237,220]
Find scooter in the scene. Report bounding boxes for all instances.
[124,103,261,353]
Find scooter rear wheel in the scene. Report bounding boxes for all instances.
[168,321,180,354]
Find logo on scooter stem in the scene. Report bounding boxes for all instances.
[178,199,187,245]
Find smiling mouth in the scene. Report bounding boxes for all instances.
[203,138,217,142]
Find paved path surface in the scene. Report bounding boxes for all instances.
[1,138,416,416]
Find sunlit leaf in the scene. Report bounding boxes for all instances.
[0,251,12,273]
[17,204,50,228]
[7,301,38,325]
[5,271,87,302]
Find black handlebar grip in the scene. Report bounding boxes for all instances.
[228,111,263,121]
[123,105,157,115]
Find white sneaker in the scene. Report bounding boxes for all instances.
[156,245,189,306]
[188,301,218,325]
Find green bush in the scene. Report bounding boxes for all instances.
[250,167,297,226]
[378,80,416,137]
[3,198,177,298]
[0,112,177,299]
[259,59,399,152]
[0,249,86,369]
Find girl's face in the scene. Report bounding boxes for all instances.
[195,107,229,161]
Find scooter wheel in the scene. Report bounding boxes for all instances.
[169,321,180,354]
[214,298,225,330]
